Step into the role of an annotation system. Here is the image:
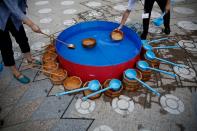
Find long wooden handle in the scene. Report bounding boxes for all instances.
[30,67,63,77]
[22,63,52,68]
[41,32,69,46]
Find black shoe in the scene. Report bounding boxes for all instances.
[163,27,171,35]
[140,32,147,40]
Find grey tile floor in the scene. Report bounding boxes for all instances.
[0,0,197,131]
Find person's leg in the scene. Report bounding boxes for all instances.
[8,19,33,62]
[0,18,30,83]
[156,0,171,34]
[141,0,155,40]
[0,25,22,77]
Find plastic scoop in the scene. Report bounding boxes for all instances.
[55,80,100,96]
[143,43,180,50]
[145,50,185,68]
[124,69,161,96]
[82,79,121,101]
[152,12,166,26]
[137,60,176,78]
[141,37,175,45]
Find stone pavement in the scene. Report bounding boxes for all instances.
[0,0,197,131]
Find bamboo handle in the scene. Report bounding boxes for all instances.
[41,32,68,45]
[30,67,63,77]
[22,63,52,69]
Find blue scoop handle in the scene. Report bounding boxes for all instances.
[153,45,180,49]
[82,86,110,101]
[149,37,169,44]
[155,57,185,68]
[56,87,89,96]
[148,67,176,77]
[161,12,166,18]
[135,77,161,97]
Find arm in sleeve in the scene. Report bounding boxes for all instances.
[127,0,136,11]
[3,0,28,21]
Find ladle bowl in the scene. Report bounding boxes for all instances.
[82,79,122,101]
[152,12,166,27]
[111,29,124,41]
[153,18,163,26]
[56,80,100,96]
[137,60,176,77]
[124,69,161,97]
[145,50,186,68]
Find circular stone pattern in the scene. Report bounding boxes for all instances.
[113,5,127,11]
[61,1,74,5]
[86,1,102,7]
[35,1,49,5]
[63,9,77,14]
[178,40,197,51]
[177,21,197,31]
[63,19,76,26]
[38,8,52,14]
[88,11,103,17]
[173,65,196,79]
[40,17,52,24]
[112,95,134,115]
[75,98,96,114]
[93,125,113,131]
[160,94,184,114]
[173,7,194,15]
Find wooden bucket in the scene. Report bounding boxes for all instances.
[45,44,56,53]
[42,61,59,77]
[122,70,142,92]
[146,50,160,68]
[103,79,123,98]
[50,68,67,85]
[42,52,57,63]
[63,76,82,91]
[83,81,102,100]
[137,69,152,81]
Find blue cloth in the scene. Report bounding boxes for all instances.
[0,0,27,31]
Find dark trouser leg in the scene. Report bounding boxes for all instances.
[7,18,30,53]
[141,0,155,39]
[156,0,170,29]
[0,29,15,66]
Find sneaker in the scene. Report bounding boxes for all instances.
[13,74,30,84]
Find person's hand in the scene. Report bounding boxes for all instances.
[165,0,170,13]
[165,5,170,13]
[23,18,42,33]
[30,24,41,33]
[115,25,123,31]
